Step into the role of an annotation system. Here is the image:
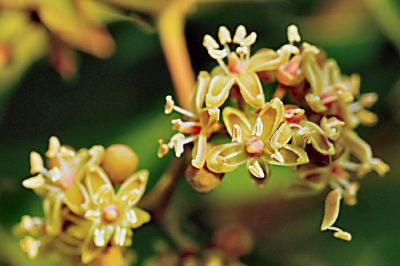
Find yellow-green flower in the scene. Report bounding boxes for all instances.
[82,165,150,264]
[159,71,221,169]
[302,50,379,128]
[206,98,309,186]
[22,136,103,235]
[203,25,299,109]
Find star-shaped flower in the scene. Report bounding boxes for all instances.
[82,165,150,264]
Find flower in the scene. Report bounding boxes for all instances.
[82,166,150,264]
[203,25,299,109]
[22,136,103,235]
[159,71,221,169]
[206,97,309,186]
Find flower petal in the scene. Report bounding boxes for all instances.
[117,170,149,206]
[206,74,235,108]
[191,71,211,112]
[236,72,265,109]
[206,143,247,173]
[321,189,341,231]
[126,207,151,228]
[85,165,114,202]
[43,193,63,236]
[258,97,284,140]
[247,48,285,72]
[300,120,335,156]
[265,144,309,166]
[191,133,207,169]
[302,50,324,94]
[64,183,90,215]
[341,130,389,177]
[222,107,252,138]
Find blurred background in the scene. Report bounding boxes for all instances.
[0,0,399,265]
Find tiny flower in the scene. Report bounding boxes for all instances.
[206,98,309,186]
[159,71,221,169]
[82,166,150,264]
[20,236,41,258]
[22,137,103,234]
[203,25,299,109]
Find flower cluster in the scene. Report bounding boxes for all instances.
[15,137,150,264]
[0,0,116,78]
[159,25,389,240]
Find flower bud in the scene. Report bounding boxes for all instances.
[101,144,138,184]
[185,165,223,193]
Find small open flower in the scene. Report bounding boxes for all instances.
[206,98,309,186]
[82,166,150,264]
[22,136,103,235]
[203,25,299,109]
[159,71,221,169]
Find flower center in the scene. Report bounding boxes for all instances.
[102,204,119,223]
[245,137,264,156]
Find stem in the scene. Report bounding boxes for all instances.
[156,0,196,109]
[141,157,186,221]
[273,85,287,99]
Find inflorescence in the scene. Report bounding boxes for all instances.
[159,24,389,241]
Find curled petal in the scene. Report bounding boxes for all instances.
[247,48,285,72]
[236,72,265,109]
[192,133,207,169]
[198,107,220,131]
[305,93,327,113]
[30,152,44,174]
[206,143,247,173]
[300,120,335,155]
[321,116,344,141]
[222,107,252,138]
[206,74,236,108]
[191,71,211,113]
[233,25,246,44]
[117,170,149,206]
[22,174,45,189]
[265,144,309,166]
[357,109,378,126]
[258,97,284,140]
[323,60,340,86]
[321,189,341,231]
[302,51,324,95]
[270,122,293,150]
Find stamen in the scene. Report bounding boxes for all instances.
[94,228,106,247]
[208,48,229,60]
[241,32,257,47]
[164,95,174,114]
[30,152,44,174]
[46,136,61,158]
[287,24,301,44]
[302,42,320,54]
[248,161,265,178]
[203,34,219,50]
[157,139,169,158]
[218,26,232,45]
[114,227,127,246]
[252,117,263,137]
[48,167,62,183]
[22,174,45,189]
[232,124,242,143]
[271,150,284,163]
[233,25,246,44]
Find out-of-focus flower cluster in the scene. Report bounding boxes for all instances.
[0,0,120,78]
[144,224,253,266]
[15,137,150,264]
[159,25,389,240]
